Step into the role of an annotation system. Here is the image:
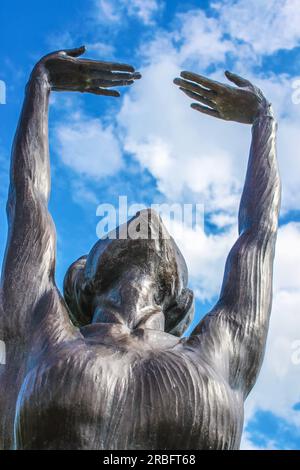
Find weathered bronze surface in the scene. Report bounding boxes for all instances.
[0,47,281,449]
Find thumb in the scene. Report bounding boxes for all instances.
[64,45,86,58]
[225,71,252,88]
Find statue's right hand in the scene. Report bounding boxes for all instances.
[32,46,141,97]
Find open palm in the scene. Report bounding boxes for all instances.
[174,71,269,124]
[34,46,141,97]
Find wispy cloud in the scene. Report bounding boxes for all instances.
[55,113,123,180]
[85,41,115,58]
[213,0,300,55]
[95,0,163,26]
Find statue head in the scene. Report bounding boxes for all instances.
[63,209,194,337]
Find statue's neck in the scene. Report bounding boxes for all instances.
[91,279,165,331]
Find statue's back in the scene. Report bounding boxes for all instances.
[13,327,243,450]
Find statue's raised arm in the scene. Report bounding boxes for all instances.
[1,46,140,341]
[0,47,140,449]
[174,71,281,397]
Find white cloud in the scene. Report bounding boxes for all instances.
[240,432,277,450]
[277,116,300,212]
[47,31,75,50]
[213,0,300,55]
[46,33,115,61]
[117,20,300,217]
[209,211,236,228]
[274,222,300,293]
[126,0,162,25]
[71,180,99,206]
[177,9,234,68]
[86,41,115,58]
[171,220,237,302]
[55,115,123,179]
[118,56,247,213]
[138,8,234,68]
[96,0,119,22]
[116,3,300,216]
[95,0,162,25]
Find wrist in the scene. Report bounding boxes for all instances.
[254,100,274,122]
[27,62,51,91]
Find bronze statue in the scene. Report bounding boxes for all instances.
[0,47,281,450]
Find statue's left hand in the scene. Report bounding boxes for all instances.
[174,71,269,124]
[32,46,141,97]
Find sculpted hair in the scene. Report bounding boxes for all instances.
[63,228,194,336]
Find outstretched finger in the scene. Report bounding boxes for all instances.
[88,71,141,81]
[65,45,86,57]
[181,71,223,92]
[91,79,135,88]
[108,62,136,72]
[174,77,217,100]
[180,88,217,109]
[225,71,252,88]
[86,87,120,97]
[191,103,221,118]
[80,59,135,73]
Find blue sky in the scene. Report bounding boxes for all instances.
[1,0,300,450]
